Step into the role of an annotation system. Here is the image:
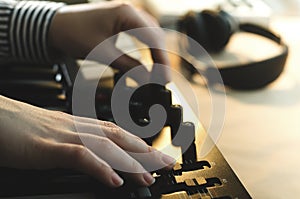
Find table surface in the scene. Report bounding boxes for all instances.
[209,16,300,199]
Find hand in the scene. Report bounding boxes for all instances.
[0,96,175,187]
[49,1,171,83]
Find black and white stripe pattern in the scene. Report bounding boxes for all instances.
[0,0,15,58]
[0,0,64,63]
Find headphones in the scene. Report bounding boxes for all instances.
[177,9,289,90]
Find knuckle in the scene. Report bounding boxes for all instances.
[68,145,87,161]
[53,111,71,120]
[103,122,125,141]
[115,2,136,16]
[49,111,74,127]
[109,127,124,141]
[103,121,118,128]
[118,2,134,11]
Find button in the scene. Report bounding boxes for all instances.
[184,179,196,186]
[173,163,182,171]
[173,163,182,176]
[195,177,207,186]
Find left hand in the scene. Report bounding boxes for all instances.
[0,95,175,187]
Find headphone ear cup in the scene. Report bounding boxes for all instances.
[199,10,233,52]
[177,11,209,51]
[178,10,234,53]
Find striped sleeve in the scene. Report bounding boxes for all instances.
[0,0,14,58]
[0,0,65,63]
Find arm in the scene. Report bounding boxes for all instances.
[0,0,171,81]
[0,1,174,187]
[0,0,64,63]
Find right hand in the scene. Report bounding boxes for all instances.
[49,1,171,84]
[0,95,175,187]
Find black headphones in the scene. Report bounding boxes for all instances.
[177,9,289,90]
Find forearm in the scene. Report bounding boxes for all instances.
[0,0,65,63]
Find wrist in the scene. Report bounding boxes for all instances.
[48,6,68,59]
[48,5,88,60]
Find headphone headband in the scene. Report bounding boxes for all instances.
[178,10,289,90]
[219,23,289,89]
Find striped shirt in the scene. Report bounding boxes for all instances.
[0,0,64,63]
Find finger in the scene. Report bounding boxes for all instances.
[67,121,176,170]
[72,134,156,186]
[110,48,151,84]
[110,51,142,72]
[69,118,112,137]
[130,147,176,171]
[150,52,172,84]
[71,121,146,151]
[47,141,124,188]
[118,9,172,83]
[70,119,150,152]
[54,130,155,185]
[89,43,150,84]
[137,9,159,27]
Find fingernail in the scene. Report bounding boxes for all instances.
[112,173,124,187]
[162,155,176,166]
[143,172,155,185]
